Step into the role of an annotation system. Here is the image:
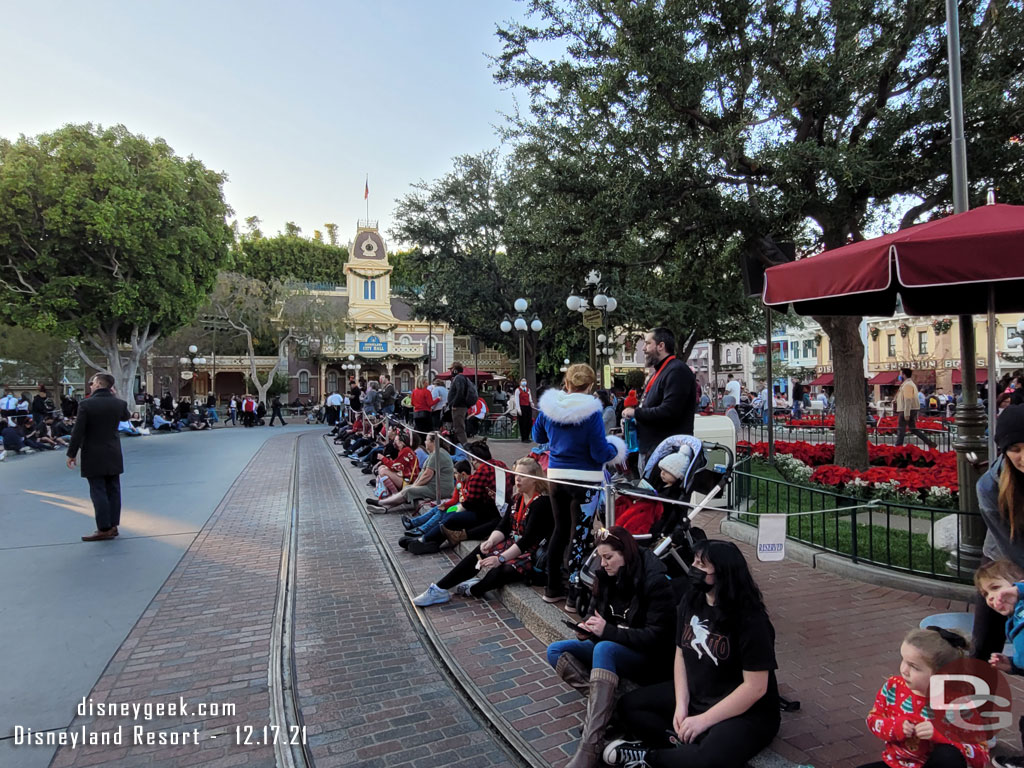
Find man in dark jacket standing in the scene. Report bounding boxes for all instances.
[66,373,131,542]
[447,362,477,446]
[621,327,696,465]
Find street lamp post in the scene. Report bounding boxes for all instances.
[178,345,207,399]
[500,297,543,384]
[566,271,617,372]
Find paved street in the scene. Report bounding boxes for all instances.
[0,425,314,768]
[6,425,1024,768]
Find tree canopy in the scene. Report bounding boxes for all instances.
[0,123,233,395]
[494,0,1024,467]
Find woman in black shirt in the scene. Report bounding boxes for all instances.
[604,539,780,768]
[412,456,552,603]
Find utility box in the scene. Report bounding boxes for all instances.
[692,414,737,509]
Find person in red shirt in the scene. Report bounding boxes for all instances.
[410,377,440,436]
[511,379,535,442]
[376,431,420,498]
[860,628,988,768]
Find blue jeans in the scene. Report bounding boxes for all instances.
[421,505,471,542]
[546,638,648,678]
[383,405,395,415]
[409,503,445,530]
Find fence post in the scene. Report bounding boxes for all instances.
[849,507,859,564]
[604,482,615,528]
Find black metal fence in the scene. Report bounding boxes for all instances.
[728,455,975,583]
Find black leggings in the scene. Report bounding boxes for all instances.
[617,681,779,768]
[546,483,589,598]
[435,544,527,597]
[856,744,966,768]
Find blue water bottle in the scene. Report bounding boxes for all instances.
[623,417,638,453]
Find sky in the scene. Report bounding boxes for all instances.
[0,0,527,244]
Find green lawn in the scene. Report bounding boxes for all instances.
[735,460,955,579]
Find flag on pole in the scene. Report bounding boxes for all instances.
[364,176,369,200]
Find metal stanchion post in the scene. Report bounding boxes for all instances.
[603,481,615,528]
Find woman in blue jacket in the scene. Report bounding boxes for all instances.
[533,363,625,603]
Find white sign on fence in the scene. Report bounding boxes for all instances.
[756,514,787,562]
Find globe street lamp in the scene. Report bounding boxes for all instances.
[179,346,207,398]
[566,271,617,370]
[500,298,543,382]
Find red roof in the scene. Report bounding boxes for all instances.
[808,373,834,386]
[868,371,901,386]
[762,204,1024,315]
[951,368,988,384]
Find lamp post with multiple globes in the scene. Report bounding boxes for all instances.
[566,271,617,373]
[179,345,207,398]
[500,298,543,385]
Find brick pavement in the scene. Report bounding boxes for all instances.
[50,435,296,768]
[331,440,587,767]
[292,435,523,768]
[369,437,1024,767]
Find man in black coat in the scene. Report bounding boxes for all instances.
[66,373,131,542]
[447,362,477,446]
[621,327,696,465]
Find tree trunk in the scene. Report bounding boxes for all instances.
[815,315,868,470]
[75,323,159,404]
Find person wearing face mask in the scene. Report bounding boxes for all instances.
[545,525,676,768]
[510,377,536,442]
[604,539,780,768]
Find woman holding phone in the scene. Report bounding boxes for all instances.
[545,525,675,768]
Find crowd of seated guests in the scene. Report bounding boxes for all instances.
[322,358,789,768]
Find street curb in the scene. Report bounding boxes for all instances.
[720,518,977,602]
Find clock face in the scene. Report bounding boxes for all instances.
[354,231,386,261]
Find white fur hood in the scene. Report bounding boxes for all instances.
[538,389,602,425]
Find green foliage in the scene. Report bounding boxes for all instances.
[0,123,232,339]
[494,0,1023,468]
[232,233,347,285]
[0,325,77,387]
[623,369,646,392]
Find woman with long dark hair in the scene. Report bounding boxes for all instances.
[546,525,675,768]
[603,539,780,768]
[972,405,1024,661]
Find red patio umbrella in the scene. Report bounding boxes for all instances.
[762,204,1024,316]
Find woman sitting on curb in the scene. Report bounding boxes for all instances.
[404,441,506,555]
[603,539,780,768]
[547,525,675,768]
[413,456,553,606]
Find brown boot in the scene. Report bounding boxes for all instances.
[555,653,590,697]
[440,525,467,547]
[565,668,618,768]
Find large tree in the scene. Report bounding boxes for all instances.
[0,123,233,397]
[0,325,78,391]
[496,0,1023,467]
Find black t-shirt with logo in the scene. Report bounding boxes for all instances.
[675,598,779,719]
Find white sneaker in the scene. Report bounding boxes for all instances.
[0,450,5,461]
[454,578,481,597]
[412,584,450,607]
[22,448,35,454]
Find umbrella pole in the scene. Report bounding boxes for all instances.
[988,287,997,461]
[946,0,985,577]
[766,309,775,465]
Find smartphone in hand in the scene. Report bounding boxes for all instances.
[563,619,597,639]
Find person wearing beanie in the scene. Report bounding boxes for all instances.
[972,404,1024,664]
[658,450,691,488]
